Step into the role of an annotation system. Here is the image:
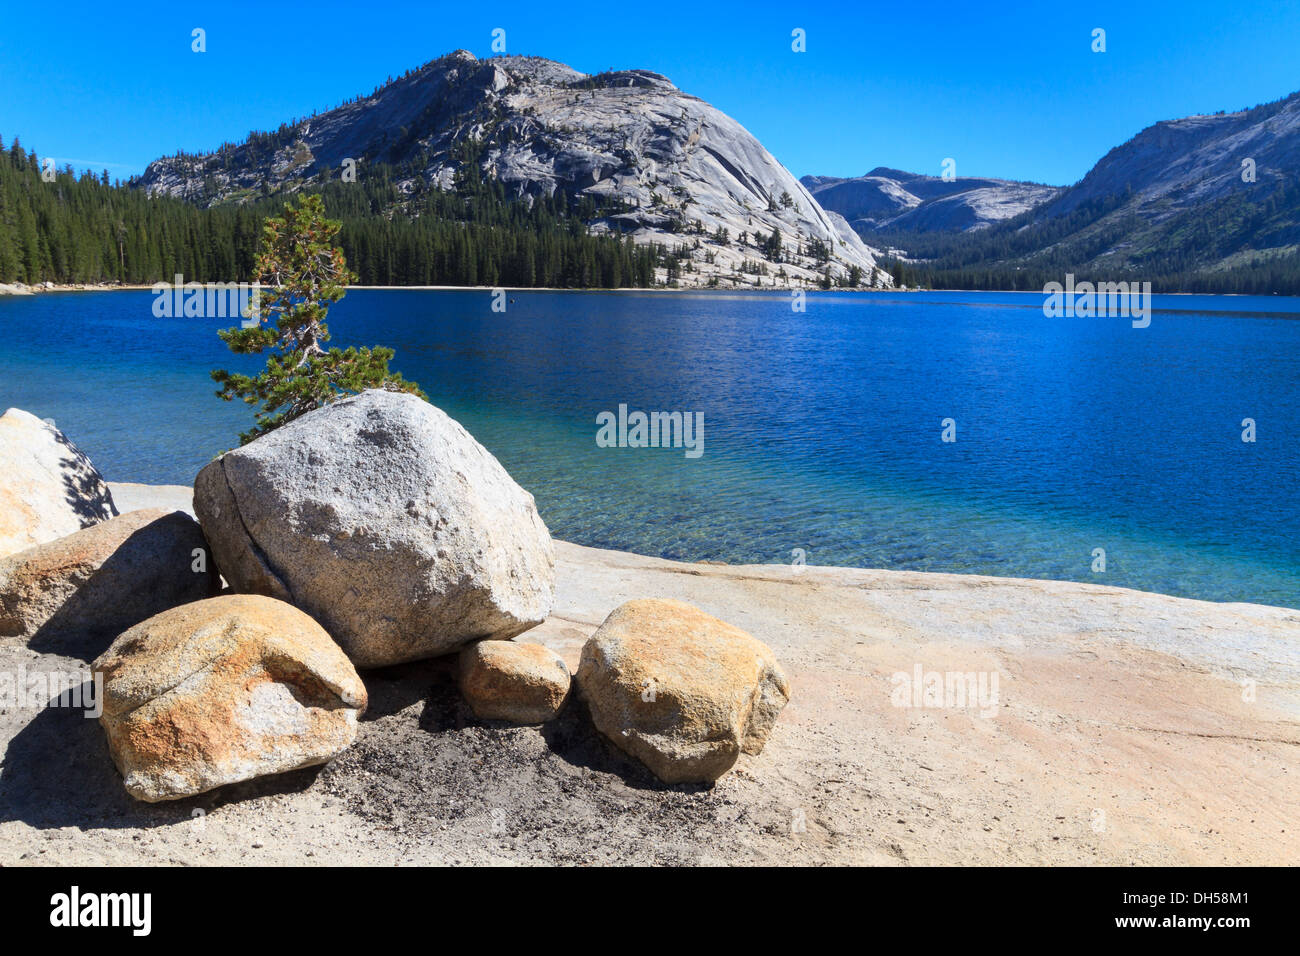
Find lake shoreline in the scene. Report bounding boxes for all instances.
[112,482,1300,617]
[2,281,909,296]
[2,479,1295,866]
[6,281,1300,298]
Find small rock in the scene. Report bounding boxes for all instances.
[576,598,790,784]
[0,408,116,559]
[93,594,367,802]
[0,508,221,653]
[459,640,570,723]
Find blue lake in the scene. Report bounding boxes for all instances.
[2,288,1298,608]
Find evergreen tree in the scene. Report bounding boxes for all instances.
[0,140,660,290]
[211,195,424,444]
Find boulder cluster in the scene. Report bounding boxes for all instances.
[0,391,789,801]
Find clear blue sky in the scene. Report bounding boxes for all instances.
[3,0,1297,186]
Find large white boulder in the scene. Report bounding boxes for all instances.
[194,390,555,668]
[0,408,117,559]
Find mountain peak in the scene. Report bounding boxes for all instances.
[136,51,886,288]
[829,87,1300,288]
[803,168,1061,234]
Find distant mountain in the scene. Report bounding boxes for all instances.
[875,91,1300,293]
[1042,94,1300,221]
[801,168,1060,234]
[138,50,887,288]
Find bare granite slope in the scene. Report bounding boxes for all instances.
[1044,91,1300,218]
[803,168,1061,234]
[813,91,1300,279]
[138,51,885,288]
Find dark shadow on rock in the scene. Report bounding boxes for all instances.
[376,658,698,793]
[53,427,117,524]
[414,678,474,735]
[0,683,156,830]
[358,657,454,721]
[24,512,219,662]
[537,695,695,792]
[191,764,327,813]
[0,682,328,829]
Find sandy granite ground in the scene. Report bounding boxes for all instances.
[0,483,1296,866]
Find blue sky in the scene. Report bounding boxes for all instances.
[3,0,1298,186]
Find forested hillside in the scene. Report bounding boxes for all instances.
[0,136,659,288]
[879,175,1300,295]
[878,92,1300,295]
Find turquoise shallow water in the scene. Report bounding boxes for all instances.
[1,288,1298,608]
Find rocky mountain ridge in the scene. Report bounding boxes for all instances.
[886,90,1300,289]
[802,168,1061,235]
[138,51,888,289]
[1041,91,1300,219]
